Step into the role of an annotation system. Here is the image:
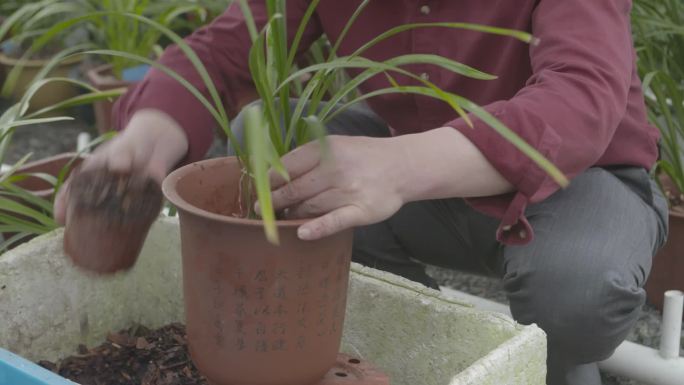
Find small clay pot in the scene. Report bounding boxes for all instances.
[86,64,133,134]
[163,157,353,385]
[64,168,163,274]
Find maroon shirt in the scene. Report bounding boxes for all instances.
[114,0,659,245]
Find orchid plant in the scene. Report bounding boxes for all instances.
[33,0,567,243]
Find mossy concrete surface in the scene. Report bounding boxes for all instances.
[0,217,546,385]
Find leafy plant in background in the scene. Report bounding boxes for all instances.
[0,0,84,57]
[0,53,121,251]
[169,0,234,37]
[632,0,684,198]
[0,0,35,15]
[37,0,568,243]
[1,0,210,86]
[79,0,215,78]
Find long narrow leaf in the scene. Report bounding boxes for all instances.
[0,232,33,253]
[330,86,568,187]
[244,105,278,244]
[352,22,537,59]
[0,153,34,184]
[0,198,56,227]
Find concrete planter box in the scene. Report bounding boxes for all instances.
[0,217,546,385]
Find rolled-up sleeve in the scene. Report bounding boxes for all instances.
[113,0,323,163]
[446,0,635,244]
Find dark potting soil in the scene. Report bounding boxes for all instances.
[69,169,163,223]
[38,323,209,385]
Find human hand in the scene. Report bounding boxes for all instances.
[54,109,188,225]
[263,135,410,241]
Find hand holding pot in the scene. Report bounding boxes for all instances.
[266,127,514,241]
[264,134,408,241]
[54,109,188,225]
[55,109,188,274]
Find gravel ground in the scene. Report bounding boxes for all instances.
[2,99,680,385]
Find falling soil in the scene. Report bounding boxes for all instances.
[38,323,208,385]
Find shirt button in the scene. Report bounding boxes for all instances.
[519,230,527,239]
[420,72,430,81]
[502,225,512,231]
[420,5,430,15]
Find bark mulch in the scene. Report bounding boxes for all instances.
[38,323,208,385]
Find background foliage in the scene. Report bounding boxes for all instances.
[632,0,684,197]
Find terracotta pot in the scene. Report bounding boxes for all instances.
[63,168,163,274]
[0,53,82,114]
[1,153,82,248]
[8,153,82,198]
[645,208,684,316]
[162,157,353,385]
[86,64,132,134]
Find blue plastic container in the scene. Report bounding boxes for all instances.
[121,64,151,83]
[0,348,75,385]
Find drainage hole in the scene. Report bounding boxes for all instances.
[335,372,348,377]
[348,358,360,364]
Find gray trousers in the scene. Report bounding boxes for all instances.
[231,103,670,385]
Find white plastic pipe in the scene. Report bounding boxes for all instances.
[600,341,684,385]
[440,286,684,385]
[660,290,684,359]
[76,132,92,153]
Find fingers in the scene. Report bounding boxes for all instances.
[94,136,160,182]
[107,145,136,174]
[53,178,70,225]
[298,205,364,240]
[284,189,347,219]
[269,166,330,211]
[270,141,322,189]
[55,135,156,227]
[137,140,168,185]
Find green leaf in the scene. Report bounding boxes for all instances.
[0,197,57,227]
[0,212,53,234]
[331,86,568,187]
[244,105,279,244]
[287,0,322,66]
[0,232,32,254]
[302,115,330,161]
[0,153,34,184]
[0,186,55,213]
[26,88,126,119]
[3,117,74,130]
[641,71,658,93]
[280,54,495,93]
[352,22,538,59]
[238,0,259,43]
[329,0,370,58]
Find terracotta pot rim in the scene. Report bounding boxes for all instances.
[0,52,82,67]
[86,63,132,88]
[8,152,83,197]
[163,156,309,228]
